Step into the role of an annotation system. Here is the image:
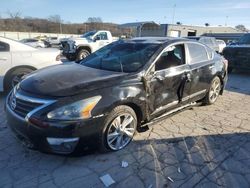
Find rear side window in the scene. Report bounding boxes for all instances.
[0,41,10,52]
[205,46,214,60]
[187,43,209,64]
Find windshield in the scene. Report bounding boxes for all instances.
[80,40,160,73]
[81,31,97,38]
[238,34,250,44]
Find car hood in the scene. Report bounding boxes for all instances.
[226,44,250,49]
[20,63,126,97]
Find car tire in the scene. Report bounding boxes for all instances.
[100,105,137,152]
[202,76,221,105]
[76,49,90,61]
[65,54,76,61]
[4,67,34,92]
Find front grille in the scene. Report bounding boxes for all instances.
[8,92,43,118]
[62,42,70,52]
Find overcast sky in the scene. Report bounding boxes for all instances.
[0,0,249,28]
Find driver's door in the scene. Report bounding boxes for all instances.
[93,32,110,51]
[146,43,191,118]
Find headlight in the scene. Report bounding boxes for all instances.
[47,96,101,120]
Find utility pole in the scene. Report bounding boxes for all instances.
[172,4,176,25]
[59,21,62,34]
[225,16,229,26]
[169,3,176,37]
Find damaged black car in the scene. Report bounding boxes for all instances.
[5,37,228,154]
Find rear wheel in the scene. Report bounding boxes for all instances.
[4,68,34,92]
[202,76,221,105]
[100,105,137,152]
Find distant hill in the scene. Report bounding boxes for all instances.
[0,18,131,37]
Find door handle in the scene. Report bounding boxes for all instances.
[0,57,7,61]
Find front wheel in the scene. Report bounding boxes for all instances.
[100,105,137,152]
[76,49,90,61]
[202,76,221,105]
[4,68,34,92]
[65,54,76,61]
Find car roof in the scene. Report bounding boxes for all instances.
[0,36,36,51]
[128,37,189,44]
[187,36,215,40]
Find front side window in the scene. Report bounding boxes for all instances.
[187,43,209,64]
[81,40,160,73]
[96,32,108,40]
[0,41,10,52]
[155,44,185,71]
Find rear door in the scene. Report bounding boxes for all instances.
[146,43,192,117]
[186,42,214,102]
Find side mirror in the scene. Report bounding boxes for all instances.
[94,36,101,42]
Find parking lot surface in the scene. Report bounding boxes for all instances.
[0,72,250,188]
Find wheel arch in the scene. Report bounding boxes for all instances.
[107,100,146,127]
[77,45,92,53]
[3,65,37,90]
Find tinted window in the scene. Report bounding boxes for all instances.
[81,41,160,73]
[187,43,209,64]
[155,44,185,71]
[205,46,214,60]
[238,34,250,44]
[0,42,10,52]
[26,39,38,42]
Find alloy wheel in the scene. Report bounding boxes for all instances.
[107,113,136,150]
[11,74,24,88]
[209,79,221,103]
[79,51,89,60]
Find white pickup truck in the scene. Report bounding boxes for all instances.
[61,30,115,61]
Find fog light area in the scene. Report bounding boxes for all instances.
[47,137,79,154]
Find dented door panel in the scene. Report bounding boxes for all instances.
[147,64,191,117]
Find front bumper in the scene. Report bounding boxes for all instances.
[5,97,106,154]
[61,41,77,55]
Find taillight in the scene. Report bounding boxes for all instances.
[56,54,61,61]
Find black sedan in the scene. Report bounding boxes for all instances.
[5,37,228,154]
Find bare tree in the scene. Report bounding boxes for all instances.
[6,10,22,19]
[86,17,102,23]
[48,15,62,23]
[235,24,248,32]
[86,17,103,30]
[48,15,63,33]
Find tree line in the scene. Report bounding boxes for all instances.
[0,14,132,37]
